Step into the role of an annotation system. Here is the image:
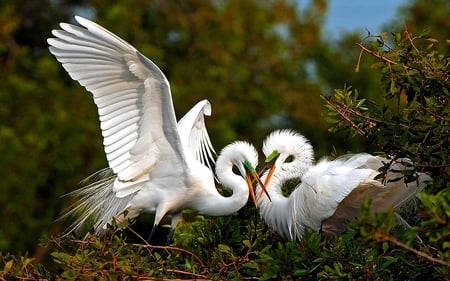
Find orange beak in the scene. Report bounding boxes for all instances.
[246,169,271,207]
[258,164,276,199]
[246,172,257,207]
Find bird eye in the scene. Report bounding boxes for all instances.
[284,155,294,163]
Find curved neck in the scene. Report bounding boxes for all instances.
[195,161,249,216]
[257,172,289,205]
[256,171,293,239]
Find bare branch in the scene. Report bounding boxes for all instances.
[356,42,399,66]
[376,232,450,268]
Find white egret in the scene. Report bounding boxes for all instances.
[47,16,267,244]
[256,129,431,241]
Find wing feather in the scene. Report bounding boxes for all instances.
[104,132,138,154]
[177,100,216,171]
[101,117,139,139]
[289,156,375,235]
[96,91,139,107]
[48,16,186,195]
[97,99,137,116]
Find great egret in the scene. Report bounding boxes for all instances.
[256,129,431,241]
[47,16,267,244]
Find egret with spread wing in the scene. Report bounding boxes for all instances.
[256,129,431,241]
[48,16,267,245]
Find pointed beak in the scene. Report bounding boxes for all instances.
[257,164,276,199]
[246,169,271,207]
[243,160,271,206]
[264,164,276,187]
[251,169,271,202]
[245,172,257,207]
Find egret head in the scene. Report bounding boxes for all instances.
[258,129,314,197]
[215,141,270,207]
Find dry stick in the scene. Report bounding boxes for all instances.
[356,42,399,66]
[163,269,209,279]
[132,269,209,280]
[377,233,450,268]
[14,272,49,281]
[132,277,210,281]
[325,99,367,137]
[345,104,410,128]
[70,230,208,270]
[355,47,364,72]
[133,243,208,269]
[50,236,66,250]
[51,236,211,280]
[325,90,410,130]
[403,27,422,58]
[126,226,150,244]
[421,105,450,122]
[126,226,207,269]
[70,231,210,277]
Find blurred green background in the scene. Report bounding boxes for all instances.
[0,0,448,262]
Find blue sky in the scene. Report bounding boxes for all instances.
[324,0,409,36]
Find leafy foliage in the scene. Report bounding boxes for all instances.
[2,204,448,279]
[324,30,449,192]
[323,30,449,278]
[1,0,449,280]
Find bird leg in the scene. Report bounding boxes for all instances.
[145,224,170,259]
[146,224,158,244]
[164,228,175,246]
[164,212,183,246]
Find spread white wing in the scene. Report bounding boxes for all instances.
[47,16,187,197]
[177,100,216,171]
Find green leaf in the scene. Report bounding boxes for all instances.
[242,239,252,249]
[3,259,13,273]
[382,241,389,253]
[218,244,231,254]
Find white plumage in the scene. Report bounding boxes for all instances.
[257,129,431,241]
[48,16,263,244]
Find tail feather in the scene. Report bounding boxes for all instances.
[321,157,431,235]
[333,156,431,213]
[59,168,134,237]
[371,158,431,212]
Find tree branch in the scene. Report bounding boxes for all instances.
[356,42,399,66]
[376,232,450,268]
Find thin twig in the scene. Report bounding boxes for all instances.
[131,268,210,280]
[355,47,364,72]
[164,268,209,279]
[133,243,207,269]
[420,105,450,121]
[326,98,410,129]
[347,105,410,128]
[403,27,422,59]
[132,277,210,281]
[72,239,91,244]
[126,226,151,245]
[376,233,450,268]
[50,236,66,250]
[325,99,367,137]
[356,42,399,66]
[126,226,207,269]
